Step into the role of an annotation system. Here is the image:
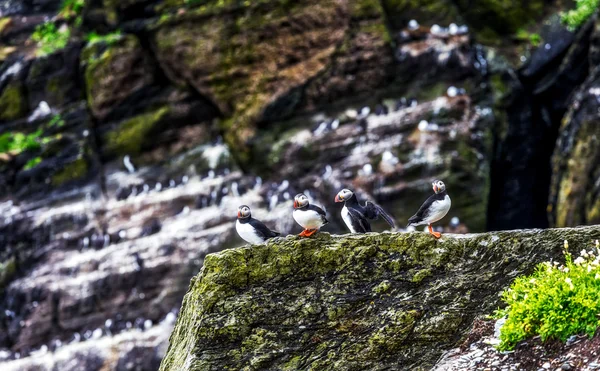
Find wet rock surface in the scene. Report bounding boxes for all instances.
[159,226,600,371]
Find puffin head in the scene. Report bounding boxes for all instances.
[432,180,446,194]
[335,189,354,203]
[294,193,309,209]
[237,205,251,219]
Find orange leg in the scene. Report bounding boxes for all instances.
[428,224,441,239]
[299,229,309,237]
[304,229,319,237]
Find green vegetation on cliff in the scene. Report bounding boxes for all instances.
[563,0,599,30]
[32,22,71,56]
[0,130,43,155]
[496,240,600,350]
[160,227,600,371]
[0,82,26,121]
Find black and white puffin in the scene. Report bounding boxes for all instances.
[334,189,395,233]
[236,205,280,244]
[293,193,329,237]
[407,180,451,239]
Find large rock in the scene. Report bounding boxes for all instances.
[487,16,595,230]
[151,0,393,165]
[82,35,158,121]
[550,66,600,227]
[160,226,600,371]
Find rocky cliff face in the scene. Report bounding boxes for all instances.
[159,226,600,371]
[1,0,599,369]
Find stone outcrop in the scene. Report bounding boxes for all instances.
[1,0,600,369]
[160,226,600,371]
[550,16,600,228]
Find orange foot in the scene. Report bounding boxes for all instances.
[304,229,318,237]
[299,229,309,237]
[428,225,442,239]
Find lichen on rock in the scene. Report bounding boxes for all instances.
[0,81,27,122]
[160,226,600,370]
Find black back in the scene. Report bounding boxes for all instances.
[345,194,395,232]
[407,190,448,225]
[239,217,280,239]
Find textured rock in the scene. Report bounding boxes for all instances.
[151,0,392,165]
[487,16,595,230]
[160,226,600,371]
[550,65,600,227]
[82,35,157,121]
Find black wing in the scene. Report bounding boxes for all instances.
[249,218,280,239]
[407,194,437,226]
[308,204,329,225]
[347,207,371,233]
[365,201,395,228]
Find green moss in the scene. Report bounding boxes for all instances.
[31,22,70,57]
[411,269,432,283]
[24,157,42,170]
[554,119,600,227]
[83,35,142,115]
[51,157,88,186]
[0,257,16,290]
[372,280,391,294]
[562,0,599,30]
[153,1,351,168]
[0,129,43,154]
[104,107,170,157]
[367,310,419,353]
[0,82,26,121]
[85,30,122,45]
[0,17,10,35]
[160,227,600,370]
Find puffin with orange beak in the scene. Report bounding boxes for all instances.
[236,205,280,244]
[293,193,328,237]
[335,189,395,233]
[407,180,451,239]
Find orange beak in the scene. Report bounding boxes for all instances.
[293,200,299,208]
[335,195,342,203]
[433,184,438,193]
[237,211,241,218]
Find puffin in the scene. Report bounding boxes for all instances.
[407,180,451,239]
[293,193,329,237]
[236,205,280,244]
[334,189,395,233]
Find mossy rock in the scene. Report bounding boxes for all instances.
[0,81,27,122]
[82,34,155,120]
[550,74,600,227]
[51,156,89,187]
[152,0,393,167]
[103,106,170,158]
[160,226,600,370]
[0,257,16,293]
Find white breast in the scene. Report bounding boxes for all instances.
[236,220,265,245]
[293,209,325,229]
[425,195,451,224]
[341,205,356,233]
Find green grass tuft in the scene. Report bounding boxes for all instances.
[562,0,599,30]
[495,240,600,350]
[0,129,43,154]
[24,157,42,170]
[32,22,71,56]
[85,30,122,45]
